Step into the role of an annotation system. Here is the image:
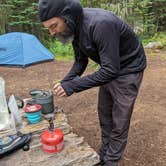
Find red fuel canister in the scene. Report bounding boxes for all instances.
[41,128,64,154]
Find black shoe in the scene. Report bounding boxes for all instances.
[93,162,101,166]
[93,161,105,166]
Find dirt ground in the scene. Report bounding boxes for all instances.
[0,50,166,166]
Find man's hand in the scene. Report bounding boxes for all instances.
[53,83,67,97]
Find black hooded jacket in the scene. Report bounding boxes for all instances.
[38,0,83,34]
[38,0,147,96]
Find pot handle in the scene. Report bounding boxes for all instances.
[29,89,43,97]
[14,96,24,109]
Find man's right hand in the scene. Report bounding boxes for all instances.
[53,83,67,97]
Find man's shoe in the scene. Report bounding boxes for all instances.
[93,163,101,166]
[93,162,101,166]
[93,161,105,166]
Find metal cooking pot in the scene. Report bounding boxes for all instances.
[28,89,54,114]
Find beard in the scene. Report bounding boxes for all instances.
[54,25,74,44]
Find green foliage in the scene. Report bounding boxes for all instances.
[0,0,166,35]
[141,32,166,47]
[44,39,74,60]
[81,0,166,35]
[0,0,166,60]
[88,60,99,70]
[0,0,42,35]
[0,27,4,34]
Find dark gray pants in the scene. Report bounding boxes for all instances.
[98,72,143,166]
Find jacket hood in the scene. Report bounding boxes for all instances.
[38,0,83,34]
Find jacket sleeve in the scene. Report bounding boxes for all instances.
[61,47,89,83]
[61,20,120,96]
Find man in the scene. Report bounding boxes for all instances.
[38,0,146,165]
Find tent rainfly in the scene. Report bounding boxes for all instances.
[0,32,54,67]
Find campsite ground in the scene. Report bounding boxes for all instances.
[0,50,166,166]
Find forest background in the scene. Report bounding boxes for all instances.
[0,0,166,59]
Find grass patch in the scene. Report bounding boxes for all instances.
[44,39,74,61]
[140,31,166,47]
[55,54,74,61]
[44,31,166,63]
[88,60,99,70]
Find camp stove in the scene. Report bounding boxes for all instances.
[41,111,64,154]
[43,113,56,131]
[21,89,64,154]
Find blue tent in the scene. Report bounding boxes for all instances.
[0,32,54,67]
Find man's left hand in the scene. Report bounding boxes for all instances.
[53,83,67,97]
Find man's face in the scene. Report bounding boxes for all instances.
[43,17,73,44]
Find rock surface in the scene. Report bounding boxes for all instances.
[144,42,164,49]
